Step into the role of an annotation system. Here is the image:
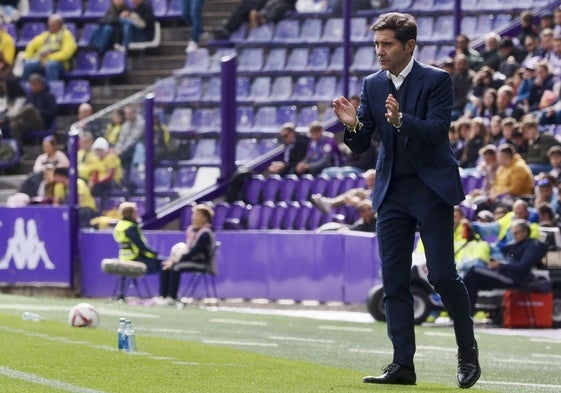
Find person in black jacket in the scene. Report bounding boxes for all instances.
[462,219,546,314]
[267,122,309,176]
[88,0,131,54]
[117,0,155,51]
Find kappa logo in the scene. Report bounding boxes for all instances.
[0,218,55,270]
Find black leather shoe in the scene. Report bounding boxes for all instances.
[457,341,481,389]
[363,363,416,385]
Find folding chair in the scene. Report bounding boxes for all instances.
[177,241,221,304]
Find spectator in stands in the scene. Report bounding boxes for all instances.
[21,14,77,82]
[77,131,99,181]
[521,35,544,67]
[52,167,98,227]
[489,143,534,205]
[488,116,503,145]
[451,54,475,120]
[130,113,170,169]
[311,168,376,213]
[547,145,561,178]
[540,11,555,32]
[0,76,26,138]
[0,23,15,67]
[471,144,499,197]
[462,219,546,315]
[449,122,463,160]
[454,33,483,71]
[113,201,162,274]
[33,135,69,173]
[528,59,555,113]
[8,73,57,150]
[533,173,558,211]
[498,37,522,79]
[467,66,503,115]
[104,108,124,145]
[539,28,555,60]
[89,137,123,204]
[267,122,309,176]
[0,0,20,23]
[114,105,144,169]
[517,10,539,50]
[537,202,556,227]
[481,32,501,71]
[213,0,266,39]
[88,0,130,54]
[116,0,155,52]
[496,85,524,121]
[348,199,376,232]
[521,114,560,174]
[181,0,205,53]
[75,103,104,139]
[545,32,561,78]
[554,7,561,38]
[159,203,215,305]
[474,88,498,122]
[248,0,297,30]
[459,117,488,168]
[499,117,517,146]
[295,121,337,175]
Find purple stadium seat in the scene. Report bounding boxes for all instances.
[56,0,83,19]
[262,174,281,202]
[236,106,254,133]
[437,45,454,60]
[236,76,250,101]
[16,22,46,49]
[84,0,110,20]
[211,202,230,230]
[314,76,337,101]
[493,14,512,30]
[312,174,330,196]
[174,166,197,189]
[5,23,16,39]
[278,174,298,202]
[183,139,220,166]
[258,138,279,154]
[243,174,265,205]
[174,48,210,75]
[66,51,99,78]
[248,77,271,102]
[223,201,248,229]
[154,167,174,192]
[300,18,322,42]
[94,49,126,78]
[105,196,126,212]
[192,108,219,134]
[433,16,454,41]
[179,202,196,229]
[252,106,278,134]
[48,80,65,104]
[247,201,275,230]
[291,76,315,101]
[282,202,301,230]
[321,18,343,42]
[294,201,314,230]
[0,139,20,171]
[477,14,493,36]
[308,207,325,230]
[77,23,98,48]
[270,202,288,229]
[154,78,176,103]
[208,48,235,73]
[168,108,194,135]
[63,79,91,105]
[245,204,262,230]
[167,0,181,18]
[328,47,343,70]
[341,173,358,193]
[263,48,287,72]
[286,48,309,71]
[277,105,297,125]
[294,174,314,203]
[351,46,375,73]
[434,0,454,10]
[416,16,434,41]
[236,138,260,165]
[297,106,318,127]
[22,0,53,20]
[201,77,220,102]
[175,77,202,103]
[273,19,300,42]
[325,175,344,197]
[308,47,330,70]
[247,23,274,42]
[412,0,434,11]
[151,0,168,18]
[238,48,264,72]
[127,166,145,191]
[270,76,292,101]
[65,22,78,39]
[417,45,438,64]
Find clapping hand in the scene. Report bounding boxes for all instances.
[333,96,358,128]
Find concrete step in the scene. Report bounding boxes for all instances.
[128,54,186,70]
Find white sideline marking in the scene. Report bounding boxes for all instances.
[210,318,267,326]
[494,358,557,366]
[479,380,561,390]
[219,306,373,323]
[0,303,160,319]
[349,348,395,356]
[0,365,108,393]
[423,331,455,337]
[268,335,334,344]
[531,353,561,359]
[417,345,456,353]
[202,339,278,347]
[529,338,561,344]
[318,325,372,332]
[143,328,200,334]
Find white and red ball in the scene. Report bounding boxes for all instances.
[68,303,100,328]
[170,242,188,263]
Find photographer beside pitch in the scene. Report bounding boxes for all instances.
[333,13,480,388]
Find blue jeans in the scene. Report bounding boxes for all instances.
[181,0,205,43]
[89,24,115,53]
[22,60,64,82]
[119,18,150,49]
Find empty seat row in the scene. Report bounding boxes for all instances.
[65,50,126,79]
[47,79,91,106]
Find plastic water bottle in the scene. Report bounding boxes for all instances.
[22,312,44,321]
[117,318,126,350]
[124,319,136,353]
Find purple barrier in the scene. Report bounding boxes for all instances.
[79,230,382,303]
[0,207,72,286]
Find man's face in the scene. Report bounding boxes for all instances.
[309,127,322,141]
[511,225,527,243]
[513,204,528,219]
[374,29,414,76]
[279,128,294,145]
[498,152,513,166]
[549,154,561,167]
[538,185,553,201]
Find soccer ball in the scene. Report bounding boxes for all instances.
[68,303,100,328]
[170,242,188,263]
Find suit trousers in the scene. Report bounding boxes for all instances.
[376,174,475,369]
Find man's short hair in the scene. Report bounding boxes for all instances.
[510,218,530,237]
[371,12,417,44]
[118,202,137,219]
[193,203,214,223]
[479,144,497,156]
[498,143,516,156]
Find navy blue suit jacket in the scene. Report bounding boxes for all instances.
[344,61,465,211]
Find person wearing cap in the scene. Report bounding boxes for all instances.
[534,173,558,210]
[547,145,561,178]
[52,167,98,227]
[89,137,123,206]
[521,114,560,174]
[527,59,555,113]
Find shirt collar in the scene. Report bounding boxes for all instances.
[387,57,415,83]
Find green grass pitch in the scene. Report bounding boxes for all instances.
[0,294,559,392]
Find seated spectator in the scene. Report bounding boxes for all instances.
[77,131,100,182]
[8,73,57,148]
[0,76,27,138]
[527,60,555,113]
[467,144,499,203]
[88,0,130,54]
[21,14,77,82]
[520,114,560,174]
[449,122,464,160]
[537,202,556,227]
[463,219,546,315]
[547,145,561,179]
[130,113,170,169]
[248,0,296,30]
[0,0,20,23]
[454,33,483,71]
[533,173,558,211]
[498,37,523,79]
[75,103,104,139]
[89,137,123,203]
[348,200,376,232]
[32,135,69,173]
[311,168,376,213]
[295,121,337,175]
[481,32,501,71]
[52,167,98,227]
[451,54,475,120]
[498,117,517,146]
[0,23,15,68]
[7,163,56,206]
[496,85,524,120]
[104,108,125,145]
[459,117,488,168]
[158,204,216,305]
[267,122,309,176]
[116,0,155,52]
[114,105,144,169]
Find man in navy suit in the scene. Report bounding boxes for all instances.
[333,13,480,388]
